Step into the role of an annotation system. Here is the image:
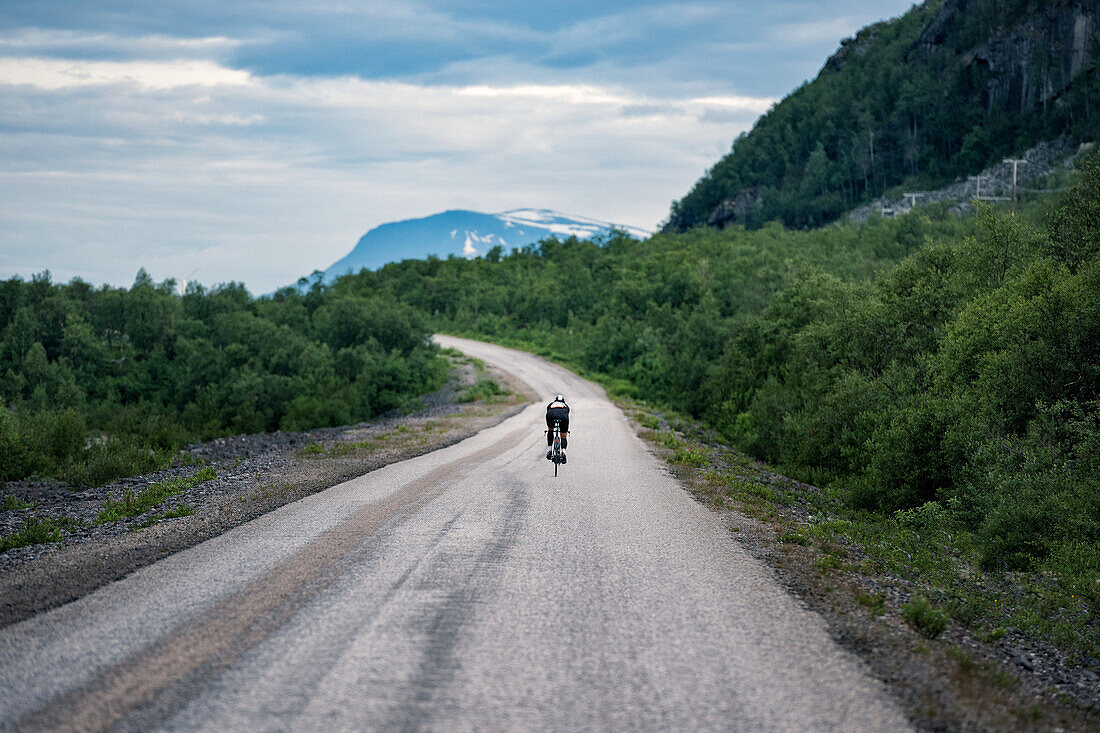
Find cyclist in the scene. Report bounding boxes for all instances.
[545,394,570,463]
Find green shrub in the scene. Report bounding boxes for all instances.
[65,439,174,488]
[160,502,194,519]
[96,467,216,524]
[894,501,948,533]
[457,378,507,403]
[857,592,887,616]
[861,400,950,511]
[34,408,87,464]
[0,410,37,480]
[2,493,34,511]
[670,445,708,467]
[0,516,63,552]
[136,502,194,529]
[903,595,949,638]
[1047,149,1100,267]
[976,483,1059,570]
[777,530,810,546]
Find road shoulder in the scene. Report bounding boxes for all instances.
[0,356,535,629]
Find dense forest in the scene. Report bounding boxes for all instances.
[336,155,1100,582]
[0,274,446,486]
[667,0,1100,231]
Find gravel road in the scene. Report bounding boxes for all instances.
[0,336,911,731]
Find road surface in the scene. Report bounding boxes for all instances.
[0,336,910,731]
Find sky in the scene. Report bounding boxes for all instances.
[0,1,917,294]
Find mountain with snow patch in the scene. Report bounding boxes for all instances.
[323,209,649,280]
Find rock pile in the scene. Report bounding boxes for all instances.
[849,138,1090,222]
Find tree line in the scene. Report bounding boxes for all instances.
[0,273,446,486]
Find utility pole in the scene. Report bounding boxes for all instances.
[1004,158,1026,213]
[968,175,986,201]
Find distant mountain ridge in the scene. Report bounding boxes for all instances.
[324,209,649,280]
[666,0,1100,232]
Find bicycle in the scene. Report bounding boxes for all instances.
[547,419,564,477]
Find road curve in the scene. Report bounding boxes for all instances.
[0,336,910,731]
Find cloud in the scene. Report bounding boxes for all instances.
[1,2,917,97]
[0,28,246,60]
[0,0,919,292]
[0,56,251,90]
[0,53,773,291]
[769,17,861,45]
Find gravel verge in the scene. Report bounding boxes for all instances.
[0,358,535,629]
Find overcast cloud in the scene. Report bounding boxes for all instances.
[0,1,916,293]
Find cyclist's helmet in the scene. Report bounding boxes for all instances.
[555,394,565,403]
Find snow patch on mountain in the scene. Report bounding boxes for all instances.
[322,208,650,281]
[499,208,649,239]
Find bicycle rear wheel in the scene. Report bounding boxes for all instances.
[552,425,561,477]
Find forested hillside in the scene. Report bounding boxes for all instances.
[343,158,1099,604]
[0,274,446,485]
[666,0,1100,231]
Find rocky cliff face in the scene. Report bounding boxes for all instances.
[921,0,1100,118]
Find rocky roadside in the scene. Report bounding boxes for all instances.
[623,403,1099,733]
[0,357,535,629]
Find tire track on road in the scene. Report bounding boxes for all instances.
[13,425,529,733]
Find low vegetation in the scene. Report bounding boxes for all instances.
[2,494,34,511]
[136,502,195,529]
[0,516,63,552]
[456,358,510,403]
[95,467,216,524]
[903,595,949,639]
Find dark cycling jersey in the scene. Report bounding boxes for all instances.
[545,399,569,447]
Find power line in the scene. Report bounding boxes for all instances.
[1019,186,1066,194]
